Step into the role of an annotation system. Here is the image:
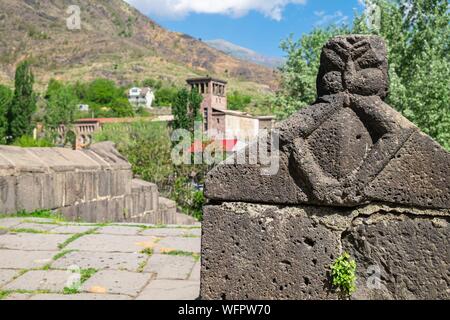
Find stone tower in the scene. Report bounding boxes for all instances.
[201,35,450,300]
[187,77,227,134]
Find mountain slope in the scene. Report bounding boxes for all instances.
[0,0,278,94]
[205,39,285,69]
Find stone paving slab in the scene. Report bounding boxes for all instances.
[156,237,201,254]
[81,270,152,296]
[137,280,200,300]
[0,218,24,229]
[66,234,160,253]
[190,262,201,281]
[97,226,142,235]
[51,225,97,234]
[2,293,32,300]
[12,222,57,232]
[145,254,196,280]
[0,249,56,269]
[3,270,70,292]
[52,251,147,272]
[29,293,132,300]
[0,269,18,287]
[186,228,202,237]
[0,233,70,251]
[0,218,201,300]
[141,228,192,237]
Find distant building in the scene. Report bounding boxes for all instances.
[186,77,227,134]
[128,87,155,109]
[77,104,90,112]
[186,77,275,141]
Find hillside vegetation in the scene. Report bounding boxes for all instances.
[0,0,278,96]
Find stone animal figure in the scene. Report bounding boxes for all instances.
[206,35,450,209]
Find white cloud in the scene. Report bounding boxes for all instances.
[314,10,348,26]
[125,0,307,21]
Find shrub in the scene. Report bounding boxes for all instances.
[13,135,54,148]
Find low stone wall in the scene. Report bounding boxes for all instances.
[0,142,197,225]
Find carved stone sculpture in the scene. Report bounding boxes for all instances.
[201,35,450,300]
[205,35,450,209]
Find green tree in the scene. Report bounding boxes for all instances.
[8,60,36,141]
[155,86,178,107]
[273,26,348,119]
[45,79,64,100]
[227,91,252,111]
[0,85,13,143]
[172,88,203,133]
[172,88,190,131]
[275,0,450,149]
[44,84,78,129]
[87,79,118,105]
[353,0,450,149]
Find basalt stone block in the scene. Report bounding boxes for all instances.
[343,213,450,300]
[201,203,343,300]
[64,172,85,205]
[0,146,48,173]
[201,203,450,300]
[88,142,132,170]
[42,173,65,209]
[15,174,46,212]
[205,35,450,209]
[0,176,16,214]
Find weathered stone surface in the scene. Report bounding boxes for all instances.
[137,280,200,300]
[0,218,23,228]
[201,203,341,300]
[3,270,69,292]
[0,269,18,287]
[81,270,151,296]
[97,225,142,236]
[66,234,159,253]
[156,237,201,254]
[145,254,196,280]
[343,214,450,300]
[0,250,57,269]
[51,225,97,234]
[0,234,70,251]
[52,251,147,272]
[13,222,57,232]
[29,293,132,300]
[140,228,192,237]
[205,35,450,210]
[201,202,450,300]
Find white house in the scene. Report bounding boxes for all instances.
[128,87,155,109]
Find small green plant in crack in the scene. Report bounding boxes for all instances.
[140,248,154,256]
[330,252,357,299]
[163,250,200,262]
[63,268,98,295]
[9,228,48,234]
[0,291,10,300]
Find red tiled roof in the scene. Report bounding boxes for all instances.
[188,139,238,153]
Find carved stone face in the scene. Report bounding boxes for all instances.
[317,35,389,99]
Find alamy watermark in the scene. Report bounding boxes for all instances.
[66,5,81,30]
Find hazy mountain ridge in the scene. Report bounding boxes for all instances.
[0,0,278,94]
[205,39,285,69]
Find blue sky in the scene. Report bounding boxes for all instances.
[125,0,366,58]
